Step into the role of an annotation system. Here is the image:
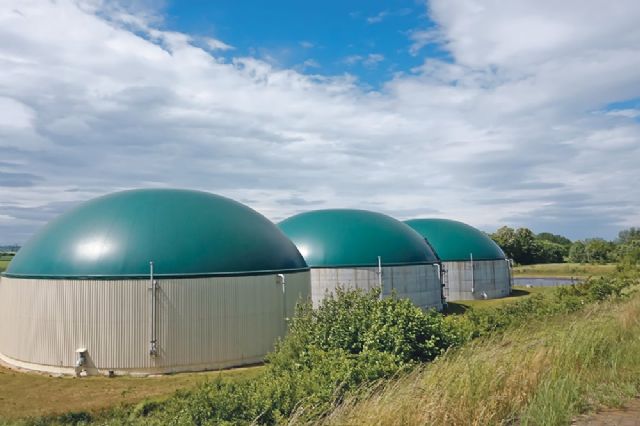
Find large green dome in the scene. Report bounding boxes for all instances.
[5,189,307,278]
[404,219,506,262]
[278,209,438,268]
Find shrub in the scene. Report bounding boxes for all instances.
[126,288,462,425]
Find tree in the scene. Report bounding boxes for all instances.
[537,240,565,263]
[491,226,518,261]
[568,241,587,263]
[491,226,553,265]
[617,240,640,265]
[584,238,614,263]
[617,227,640,245]
[536,232,572,247]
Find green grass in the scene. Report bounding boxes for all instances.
[513,262,616,278]
[444,286,555,314]
[0,365,262,421]
[322,291,640,426]
[0,260,9,273]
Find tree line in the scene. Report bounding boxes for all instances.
[489,226,640,265]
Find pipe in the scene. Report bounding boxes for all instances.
[470,253,475,294]
[434,263,446,306]
[506,258,514,294]
[149,261,158,357]
[278,274,287,332]
[377,256,382,287]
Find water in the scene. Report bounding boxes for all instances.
[513,277,581,287]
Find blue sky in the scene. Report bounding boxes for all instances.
[0,0,639,244]
[161,0,443,86]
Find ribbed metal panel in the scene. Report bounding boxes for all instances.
[443,259,511,301]
[309,265,442,311]
[0,271,310,375]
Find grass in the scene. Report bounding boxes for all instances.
[0,260,10,273]
[321,291,640,425]
[512,262,616,278]
[444,285,555,314]
[0,364,262,421]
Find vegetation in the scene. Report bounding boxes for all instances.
[444,286,555,314]
[490,226,640,266]
[324,279,640,425]
[512,262,616,278]
[490,227,569,265]
[10,265,636,425]
[0,252,14,272]
[0,365,261,422]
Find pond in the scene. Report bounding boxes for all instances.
[513,277,582,287]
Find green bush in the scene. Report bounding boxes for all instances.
[123,288,461,425]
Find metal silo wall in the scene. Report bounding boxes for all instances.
[309,264,442,311]
[444,259,511,301]
[0,270,310,375]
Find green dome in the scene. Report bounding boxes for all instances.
[404,219,506,262]
[278,209,438,267]
[5,189,307,278]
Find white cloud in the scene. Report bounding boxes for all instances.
[343,54,363,65]
[205,37,234,51]
[367,11,389,24]
[409,29,442,56]
[363,53,384,68]
[0,0,639,243]
[605,109,640,119]
[343,53,385,68]
[301,59,320,69]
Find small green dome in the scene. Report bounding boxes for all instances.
[278,209,438,267]
[404,219,506,262]
[5,189,307,278]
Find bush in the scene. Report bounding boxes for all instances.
[126,288,462,425]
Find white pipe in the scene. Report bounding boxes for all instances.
[377,256,382,287]
[470,253,475,294]
[149,261,158,357]
[506,259,513,293]
[278,274,287,332]
[434,263,446,306]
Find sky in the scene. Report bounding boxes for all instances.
[0,0,639,244]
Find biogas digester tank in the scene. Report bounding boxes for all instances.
[0,189,310,375]
[405,218,511,301]
[279,209,443,311]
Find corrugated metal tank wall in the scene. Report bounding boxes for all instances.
[444,259,511,301]
[0,271,310,375]
[309,264,442,311]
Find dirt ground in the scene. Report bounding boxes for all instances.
[573,399,640,425]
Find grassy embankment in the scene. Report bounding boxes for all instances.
[324,285,640,425]
[445,286,552,314]
[0,366,261,422]
[513,262,616,278]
